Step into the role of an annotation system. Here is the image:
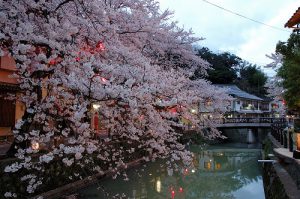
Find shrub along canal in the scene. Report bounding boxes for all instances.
[78,143,265,199]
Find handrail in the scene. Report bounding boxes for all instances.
[222,117,286,124]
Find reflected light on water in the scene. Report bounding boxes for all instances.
[79,145,265,199]
[171,190,175,199]
[179,187,183,193]
[156,177,161,193]
[216,163,221,170]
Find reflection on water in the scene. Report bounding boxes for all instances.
[79,145,265,199]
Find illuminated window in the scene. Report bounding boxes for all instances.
[215,163,221,170]
[204,162,211,170]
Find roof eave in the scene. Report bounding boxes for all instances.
[285,7,300,28]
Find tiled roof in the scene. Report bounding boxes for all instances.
[215,84,263,101]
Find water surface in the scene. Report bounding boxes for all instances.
[79,144,265,199]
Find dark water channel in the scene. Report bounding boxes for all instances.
[79,144,265,199]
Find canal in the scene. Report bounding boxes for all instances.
[79,144,265,199]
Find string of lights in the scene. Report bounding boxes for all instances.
[201,0,292,33]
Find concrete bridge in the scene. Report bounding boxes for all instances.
[216,117,286,144]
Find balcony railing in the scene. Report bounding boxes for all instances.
[222,117,286,124]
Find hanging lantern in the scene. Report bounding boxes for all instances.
[282,100,286,106]
[31,140,40,150]
[93,112,99,131]
[49,59,56,65]
[100,77,107,83]
[169,107,177,114]
[96,41,105,52]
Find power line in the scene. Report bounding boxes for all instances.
[201,0,292,33]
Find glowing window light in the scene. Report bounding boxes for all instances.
[204,162,211,170]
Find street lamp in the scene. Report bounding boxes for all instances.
[92,103,101,110]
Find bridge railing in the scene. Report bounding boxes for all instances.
[222,117,286,124]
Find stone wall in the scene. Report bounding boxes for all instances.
[263,137,300,199]
[263,162,289,199]
[284,160,300,189]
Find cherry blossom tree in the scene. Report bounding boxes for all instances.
[0,0,230,197]
[265,53,286,116]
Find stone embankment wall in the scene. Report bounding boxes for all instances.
[263,162,289,199]
[263,138,300,199]
[283,159,300,189]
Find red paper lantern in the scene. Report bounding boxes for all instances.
[49,59,56,65]
[94,112,99,130]
[101,77,107,83]
[96,41,105,51]
[169,107,177,114]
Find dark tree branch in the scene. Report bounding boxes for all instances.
[54,0,74,12]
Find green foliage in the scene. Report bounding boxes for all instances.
[193,47,268,97]
[194,47,240,84]
[276,34,300,112]
[235,63,268,97]
[262,138,273,159]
